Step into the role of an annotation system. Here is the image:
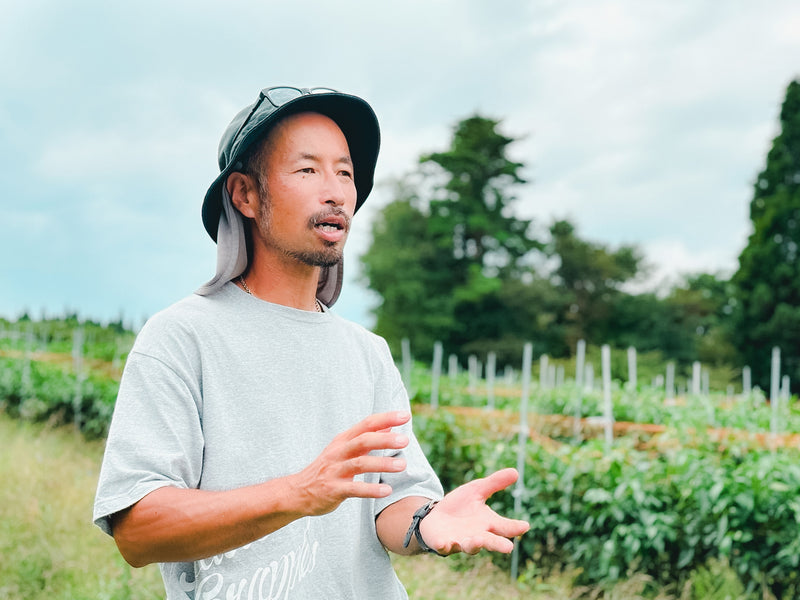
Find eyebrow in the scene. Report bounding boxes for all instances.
[297,152,353,166]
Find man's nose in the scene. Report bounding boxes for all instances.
[321,172,352,208]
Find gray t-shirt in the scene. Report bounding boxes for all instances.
[93,282,443,599]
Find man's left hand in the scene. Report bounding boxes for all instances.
[418,468,530,555]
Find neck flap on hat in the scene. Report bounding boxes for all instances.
[195,187,344,307]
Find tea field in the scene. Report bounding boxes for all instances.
[2,317,799,599]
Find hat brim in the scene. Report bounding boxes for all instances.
[202,92,380,242]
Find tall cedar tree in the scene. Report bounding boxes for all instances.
[423,116,535,280]
[733,79,800,392]
[362,116,536,360]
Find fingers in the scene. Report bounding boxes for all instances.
[297,412,413,514]
[339,454,407,480]
[488,515,531,539]
[434,528,521,556]
[468,468,520,500]
[346,430,408,457]
[342,411,411,440]
[330,412,411,467]
[458,532,516,555]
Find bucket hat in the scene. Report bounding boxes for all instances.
[196,86,381,306]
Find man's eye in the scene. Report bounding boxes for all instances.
[299,167,315,174]
[339,170,353,178]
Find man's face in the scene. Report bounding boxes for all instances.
[253,111,357,268]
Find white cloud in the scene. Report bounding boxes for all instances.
[629,237,741,295]
[1,0,800,326]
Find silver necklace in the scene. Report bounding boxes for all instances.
[239,275,322,312]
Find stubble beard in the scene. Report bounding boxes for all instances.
[255,184,347,269]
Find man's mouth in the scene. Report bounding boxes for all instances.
[311,212,350,234]
[316,221,344,232]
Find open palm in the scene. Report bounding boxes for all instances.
[418,468,530,555]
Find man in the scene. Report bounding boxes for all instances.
[93,86,529,599]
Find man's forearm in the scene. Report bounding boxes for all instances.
[375,495,433,555]
[111,475,306,567]
[110,411,416,567]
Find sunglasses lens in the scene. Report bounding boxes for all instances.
[265,87,304,106]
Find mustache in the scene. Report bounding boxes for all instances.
[309,207,352,232]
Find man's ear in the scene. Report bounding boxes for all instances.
[226,172,258,219]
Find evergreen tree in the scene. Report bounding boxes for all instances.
[547,219,641,349]
[422,115,537,281]
[362,115,537,361]
[732,79,800,391]
[360,181,459,356]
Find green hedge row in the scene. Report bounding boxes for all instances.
[0,357,117,439]
[413,408,800,598]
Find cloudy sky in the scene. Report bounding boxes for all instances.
[1,1,799,329]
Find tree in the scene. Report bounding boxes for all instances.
[732,79,800,391]
[360,181,459,356]
[422,115,538,280]
[363,115,538,361]
[546,220,642,350]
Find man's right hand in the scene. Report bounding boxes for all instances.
[290,410,412,516]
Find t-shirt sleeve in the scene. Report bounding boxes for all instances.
[92,346,204,536]
[370,336,444,516]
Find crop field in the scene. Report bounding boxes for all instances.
[2,317,799,599]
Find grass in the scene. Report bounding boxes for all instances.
[0,413,163,599]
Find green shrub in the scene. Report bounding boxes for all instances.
[414,409,800,597]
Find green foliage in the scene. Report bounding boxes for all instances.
[0,414,165,599]
[0,356,117,439]
[733,79,800,392]
[407,364,800,597]
[689,557,746,600]
[363,115,538,362]
[546,219,642,349]
[361,114,751,379]
[3,315,800,598]
[361,189,460,353]
[417,411,800,597]
[0,316,132,439]
[422,115,535,279]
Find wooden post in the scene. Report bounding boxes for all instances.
[585,363,594,392]
[504,365,514,386]
[22,323,34,398]
[539,355,549,390]
[575,340,586,388]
